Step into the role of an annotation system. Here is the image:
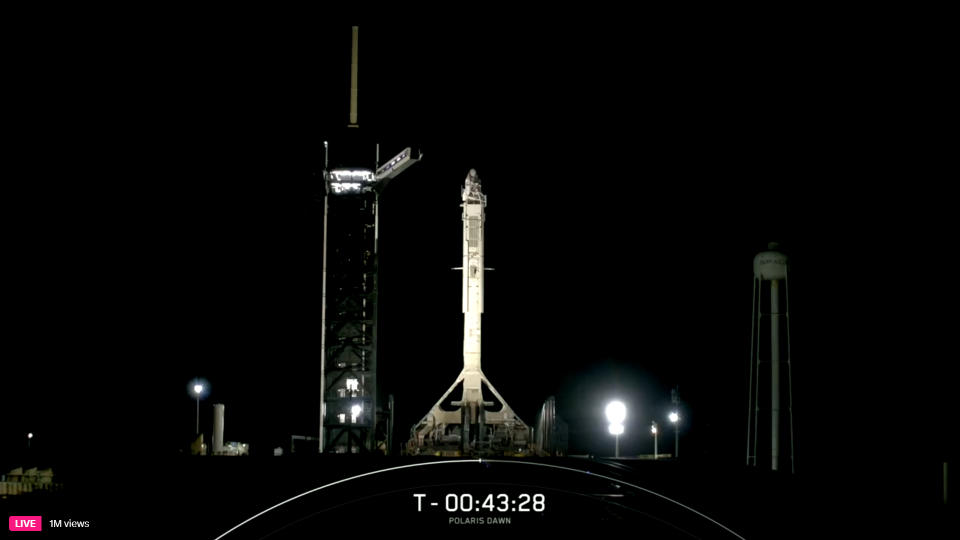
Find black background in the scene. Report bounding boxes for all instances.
[1,16,952,537]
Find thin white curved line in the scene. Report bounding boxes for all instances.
[214,458,744,540]
[482,459,745,539]
[213,460,457,539]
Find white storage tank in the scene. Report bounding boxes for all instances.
[213,404,225,455]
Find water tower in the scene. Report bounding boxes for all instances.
[746,243,796,473]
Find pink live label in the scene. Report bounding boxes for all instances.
[9,516,42,531]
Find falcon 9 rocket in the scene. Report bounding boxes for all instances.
[406,170,530,455]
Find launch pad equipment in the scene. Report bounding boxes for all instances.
[407,170,530,456]
[319,26,421,454]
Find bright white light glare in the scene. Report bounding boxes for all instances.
[350,403,362,424]
[338,413,346,424]
[330,182,364,194]
[669,412,679,423]
[346,378,359,392]
[605,401,626,424]
[194,384,204,395]
[651,424,658,435]
[329,169,375,183]
[608,423,624,435]
[27,433,33,439]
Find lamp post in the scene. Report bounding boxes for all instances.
[670,411,680,459]
[27,432,33,450]
[193,383,204,435]
[608,423,624,457]
[605,401,627,458]
[670,386,680,460]
[651,421,658,460]
[669,411,680,459]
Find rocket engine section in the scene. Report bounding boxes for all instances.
[406,170,530,456]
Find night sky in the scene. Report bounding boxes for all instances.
[3,22,950,484]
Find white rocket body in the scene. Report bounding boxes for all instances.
[407,169,529,454]
[456,170,489,408]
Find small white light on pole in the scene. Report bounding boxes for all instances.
[190,380,208,436]
[669,411,680,459]
[652,421,659,460]
[27,433,33,439]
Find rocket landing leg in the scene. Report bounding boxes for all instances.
[406,370,530,456]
